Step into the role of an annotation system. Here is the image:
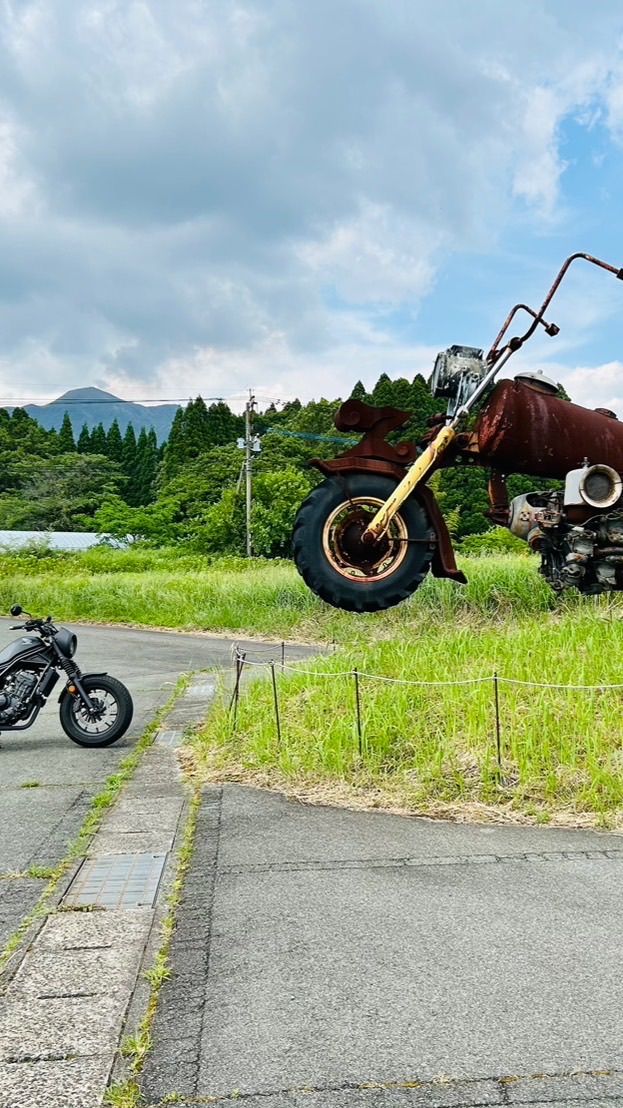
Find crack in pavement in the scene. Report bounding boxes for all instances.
[144,1068,623,1107]
[219,848,623,876]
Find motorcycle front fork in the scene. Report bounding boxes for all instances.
[60,660,95,711]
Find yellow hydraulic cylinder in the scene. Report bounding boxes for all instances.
[362,424,457,541]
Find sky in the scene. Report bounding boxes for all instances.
[1,0,623,413]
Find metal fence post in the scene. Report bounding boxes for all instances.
[229,650,246,730]
[353,668,363,756]
[493,671,502,770]
[271,661,282,746]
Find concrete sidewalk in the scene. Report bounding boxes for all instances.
[142,786,623,1108]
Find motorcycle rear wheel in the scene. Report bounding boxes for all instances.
[59,675,133,747]
[292,473,436,612]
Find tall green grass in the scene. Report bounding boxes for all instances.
[193,587,623,822]
[4,544,623,818]
[0,546,576,638]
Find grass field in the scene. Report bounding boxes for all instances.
[0,542,562,641]
[191,596,623,827]
[4,544,623,824]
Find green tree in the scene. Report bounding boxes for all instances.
[190,488,246,555]
[77,422,91,453]
[93,495,180,544]
[160,444,243,517]
[205,401,244,448]
[184,396,211,454]
[403,374,441,443]
[349,380,369,402]
[58,411,75,452]
[160,407,187,481]
[371,373,395,408]
[0,454,122,531]
[287,398,342,436]
[106,418,124,464]
[121,423,139,506]
[135,427,159,505]
[255,398,301,435]
[0,408,59,494]
[161,397,243,480]
[91,422,107,455]
[251,468,315,557]
[436,464,491,537]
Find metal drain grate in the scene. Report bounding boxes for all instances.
[186,682,216,697]
[63,853,166,910]
[156,729,184,748]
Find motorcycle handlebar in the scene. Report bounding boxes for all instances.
[10,619,52,632]
[487,252,623,361]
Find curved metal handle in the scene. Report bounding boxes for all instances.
[487,253,623,361]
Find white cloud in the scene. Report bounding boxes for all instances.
[0,113,36,216]
[299,201,443,304]
[560,360,623,414]
[0,1,622,401]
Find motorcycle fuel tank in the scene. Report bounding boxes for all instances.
[0,636,46,669]
[474,379,623,480]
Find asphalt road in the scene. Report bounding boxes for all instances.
[0,619,314,952]
[143,785,623,1107]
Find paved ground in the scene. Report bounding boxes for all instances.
[0,619,313,951]
[5,619,623,1108]
[142,786,623,1108]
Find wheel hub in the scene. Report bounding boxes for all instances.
[337,512,391,569]
[322,495,409,581]
[79,696,106,722]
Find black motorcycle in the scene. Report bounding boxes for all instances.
[0,605,133,747]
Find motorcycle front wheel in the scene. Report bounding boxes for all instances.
[59,675,134,747]
[292,473,436,612]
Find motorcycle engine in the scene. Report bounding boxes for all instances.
[0,670,39,723]
[508,463,623,594]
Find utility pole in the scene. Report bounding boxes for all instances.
[245,391,255,558]
[237,391,260,558]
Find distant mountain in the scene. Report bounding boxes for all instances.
[15,387,181,443]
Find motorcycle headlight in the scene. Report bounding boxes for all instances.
[56,628,77,658]
[579,464,622,509]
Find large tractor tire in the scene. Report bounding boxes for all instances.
[292,473,436,612]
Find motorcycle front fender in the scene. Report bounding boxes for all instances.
[417,485,467,584]
[310,458,466,584]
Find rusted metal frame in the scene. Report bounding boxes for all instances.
[418,484,466,583]
[312,456,409,482]
[487,471,510,526]
[333,398,418,466]
[486,303,559,363]
[487,253,623,361]
[316,254,623,554]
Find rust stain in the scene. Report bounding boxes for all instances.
[475,379,623,479]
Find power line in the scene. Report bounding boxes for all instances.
[0,396,228,405]
[265,426,358,445]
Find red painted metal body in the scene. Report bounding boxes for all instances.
[474,379,623,479]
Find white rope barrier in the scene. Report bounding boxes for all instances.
[232,647,623,692]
